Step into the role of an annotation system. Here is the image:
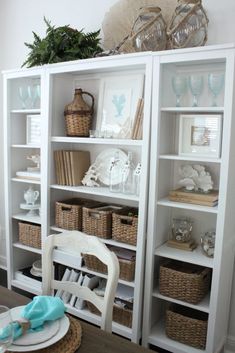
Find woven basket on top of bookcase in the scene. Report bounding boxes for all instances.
[19,222,41,249]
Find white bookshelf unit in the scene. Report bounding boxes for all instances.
[3,53,152,343]
[142,45,235,353]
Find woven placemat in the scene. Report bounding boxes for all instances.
[8,315,82,353]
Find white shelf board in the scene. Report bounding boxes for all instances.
[159,154,222,164]
[149,320,205,353]
[153,287,210,313]
[50,185,139,202]
[157,198,218,214]
[12,213,41,224]
[11,109,41,114]
[155,243,214,268]
[11,279,42,296]
[13,242,42,254]
[161,106,224,113]
[51,136,142,146]
[11,144,41,149]
[65,305,133,339]
[11,177,41,185]
[50,226,137,251]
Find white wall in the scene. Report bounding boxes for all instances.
[1,0,235,344]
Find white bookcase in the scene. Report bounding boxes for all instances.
[142,44,235,353]
[3,53,152,342]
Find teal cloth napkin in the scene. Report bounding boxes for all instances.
[0,296,66,341]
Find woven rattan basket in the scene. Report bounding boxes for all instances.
[87,302,133,328]
[159,260,211,304]
[166,304,208,349]
[55,198,100,230]
[82,205,122,239]
[83,254,135,281]
[112,208,138,245]
[19,222,41,249]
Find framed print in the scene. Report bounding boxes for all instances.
[96,74,144,138]
[26,115,41,145]
[178,114,222,158]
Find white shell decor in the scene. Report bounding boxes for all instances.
[81,163,100,187]
[179,164,213,193]
[102,0,177,52]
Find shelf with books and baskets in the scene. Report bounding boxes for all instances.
[43,53,152,343]
[142,45,235,353]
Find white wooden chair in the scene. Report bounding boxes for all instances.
[42,230,120,332]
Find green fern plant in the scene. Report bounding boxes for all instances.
[22,18,102,67]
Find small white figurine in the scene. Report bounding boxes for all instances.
[27,154,40,172]
[179,164,213,193]
[82,163,100,187]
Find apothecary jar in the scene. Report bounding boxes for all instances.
[131,6,167,52]
[167,0,209,49]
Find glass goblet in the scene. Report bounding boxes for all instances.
[171,75,187,107]
[28,84,41,108]
[208,73,224,107]
[18,85,29,109]
[189,75,204,107]
[0,306,13,353]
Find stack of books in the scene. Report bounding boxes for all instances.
[131,98,144,140]
[169,188,219,207]
[54,150,90,186]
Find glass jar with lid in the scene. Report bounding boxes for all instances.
[171,218,193,242]
[200,230,215,257]
[131,6,167,52]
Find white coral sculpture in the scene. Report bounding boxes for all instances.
[179,164,213,193]
[82,163,100,187]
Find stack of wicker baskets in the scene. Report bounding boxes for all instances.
[159,260,211,348]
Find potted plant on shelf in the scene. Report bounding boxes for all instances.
[22,17,102,67]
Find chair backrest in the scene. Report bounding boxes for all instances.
[42,230,119,332]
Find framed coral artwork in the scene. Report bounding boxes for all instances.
[178,114,222,158]
[96,74,144,138]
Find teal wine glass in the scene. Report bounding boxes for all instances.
[208,73,224,107]
[189,75,204,107]
[172,75,187,107]
[18,85,29,109]
[0,306,13,353]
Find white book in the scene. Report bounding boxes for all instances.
[75,275,99,310]
[55,268,71,298]
[69,272,83,307]
[61,269,79,304]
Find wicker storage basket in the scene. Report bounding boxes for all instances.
[166,304,208,349]
[87,302,133,328]
[55,198,100,231]
[159,260,211,304]
[112,208,138,245]
[82,205,122,239]
[83,254,135,281]
[19,222,41,249]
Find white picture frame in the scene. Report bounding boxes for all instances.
[96,74,144,139]
[178,114,222,158]
[26,115,41,145]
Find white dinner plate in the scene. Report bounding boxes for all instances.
[9,306,69,352]
[95,148,127,185]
